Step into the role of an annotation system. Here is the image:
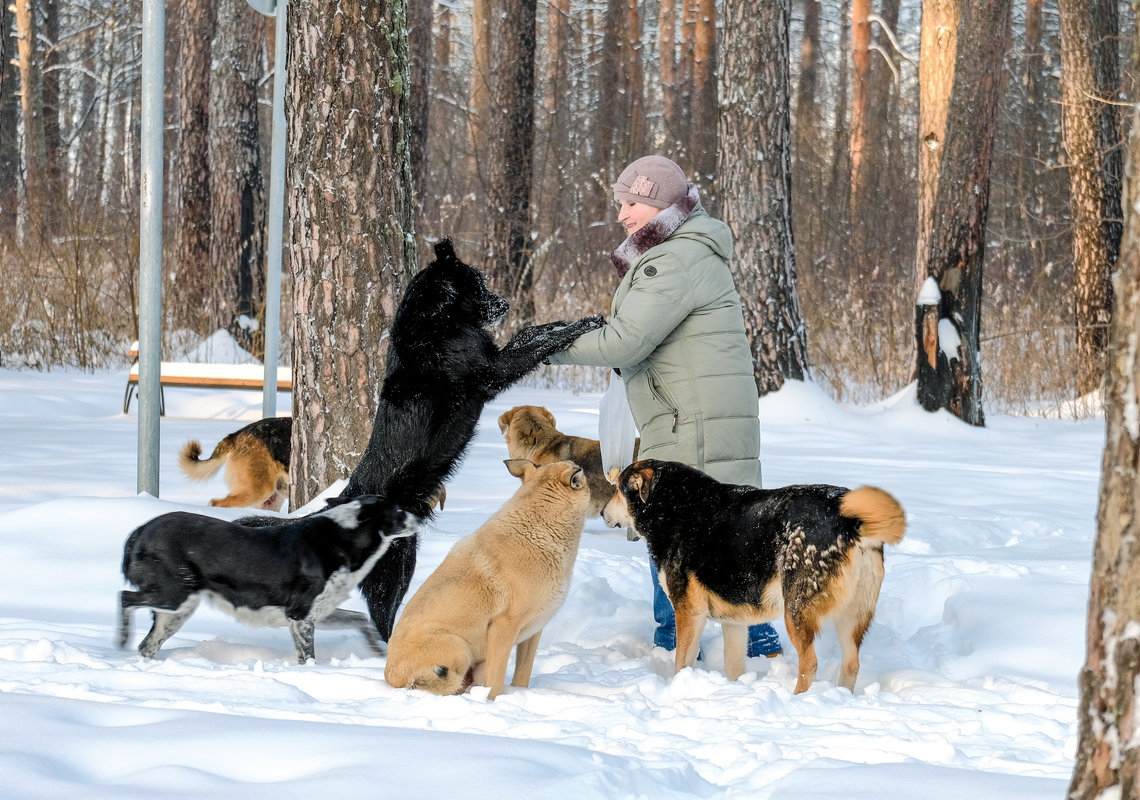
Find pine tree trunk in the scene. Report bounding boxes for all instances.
[408,0,432,228]
[486,0,538,324]
[175,0,215,333]
[1059,0,1122,397]
[1068,47,1140,795]
[793,0,821,252]
[690,0,716,198]
[917,0,1012,426]
[287,0,416,507]
[209,0,266,347]
[0,1,20,233]
[915,0,960,302]
[659,0,679,160]
[848,0,871,243]
[14,0,47,234]
[719,0,807,394]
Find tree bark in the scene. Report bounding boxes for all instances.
[485,0,538,324]
[690,0,717,200]
[408,0,432,229]
[287,0,416,507]
[0,1,20,233]
[209,0,266,347]
[719,0,808,394]
[1059,0,1122,397]
[848,0,871,238]
[915,0,960,301]
[14,0,48,233]
[1067,38,1140,794]
[917,0,1012,426]
[175,0,215,332]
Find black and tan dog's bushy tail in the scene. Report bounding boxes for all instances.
[178,436,234,481]
[840,486,906,545]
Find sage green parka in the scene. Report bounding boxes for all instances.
[549,192,762,487]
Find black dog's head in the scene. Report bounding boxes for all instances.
[397,239,508,333]
[602,459,664,533]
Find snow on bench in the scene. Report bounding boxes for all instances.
[123,342,292,414]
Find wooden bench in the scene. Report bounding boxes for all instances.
[123,342,292,414]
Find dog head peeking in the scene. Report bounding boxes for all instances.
[397,238,509,334]
[498,405,559,456]
[602,460,659,531]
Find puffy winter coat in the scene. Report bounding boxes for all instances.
[548,186,762,487]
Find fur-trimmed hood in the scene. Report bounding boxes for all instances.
[611,184,700,277]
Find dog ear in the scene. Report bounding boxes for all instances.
[504,459,535,480]
[497,408,515,433]
[629,466,655,503]
[570,467,587,490]
[538,407,556,427]
[432,237,457,264]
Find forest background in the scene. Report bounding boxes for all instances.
[1,0,1133,414]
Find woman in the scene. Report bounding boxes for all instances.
[548,155,782,658]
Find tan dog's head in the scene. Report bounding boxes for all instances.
[504,458,588,500]
[498,406,561,462]
[384,630,475,695]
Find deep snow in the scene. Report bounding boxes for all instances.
[0,367,1100,798]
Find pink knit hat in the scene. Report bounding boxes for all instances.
[612,156,688,209]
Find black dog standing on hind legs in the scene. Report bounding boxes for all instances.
[327,238,603,641]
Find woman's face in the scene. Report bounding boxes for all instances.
[618,200,659,236]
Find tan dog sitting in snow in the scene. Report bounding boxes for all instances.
[498,405,636,519]
[384,459,590,699]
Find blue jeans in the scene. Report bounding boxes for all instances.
[651,564,782,657]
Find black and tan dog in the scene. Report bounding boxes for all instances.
[179,417,292,511]
[498,404,637,518]
[603,459,906,693]
[119,496,415,663]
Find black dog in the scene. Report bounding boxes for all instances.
[338,238,604,640]
[603,459,906,693]
[119,496,415,663]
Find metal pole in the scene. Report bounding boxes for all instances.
[261,0,286,418]
[137,0,164,496]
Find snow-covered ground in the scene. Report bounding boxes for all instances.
[0,367,1099,798]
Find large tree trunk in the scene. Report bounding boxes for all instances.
[793,0,822,252]
[209,0,266,347]
[1059,0,1122,397]
[848,0,871,242]
[14,0,48,234]
[916,0,1012,426]
[41,0,61,215]
[624,0,645,163]
[0,1,20,233]
[720,0,808,394]
[408,0,432,233]
[1067,42,1140,796]
[175,0,215,332]
[287,0,416,507]
[659,0,679,160]
[485,0,538,324]
[690,0,716,200]
[915,0,960,301]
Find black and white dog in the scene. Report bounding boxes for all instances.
[119,495,415,663]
